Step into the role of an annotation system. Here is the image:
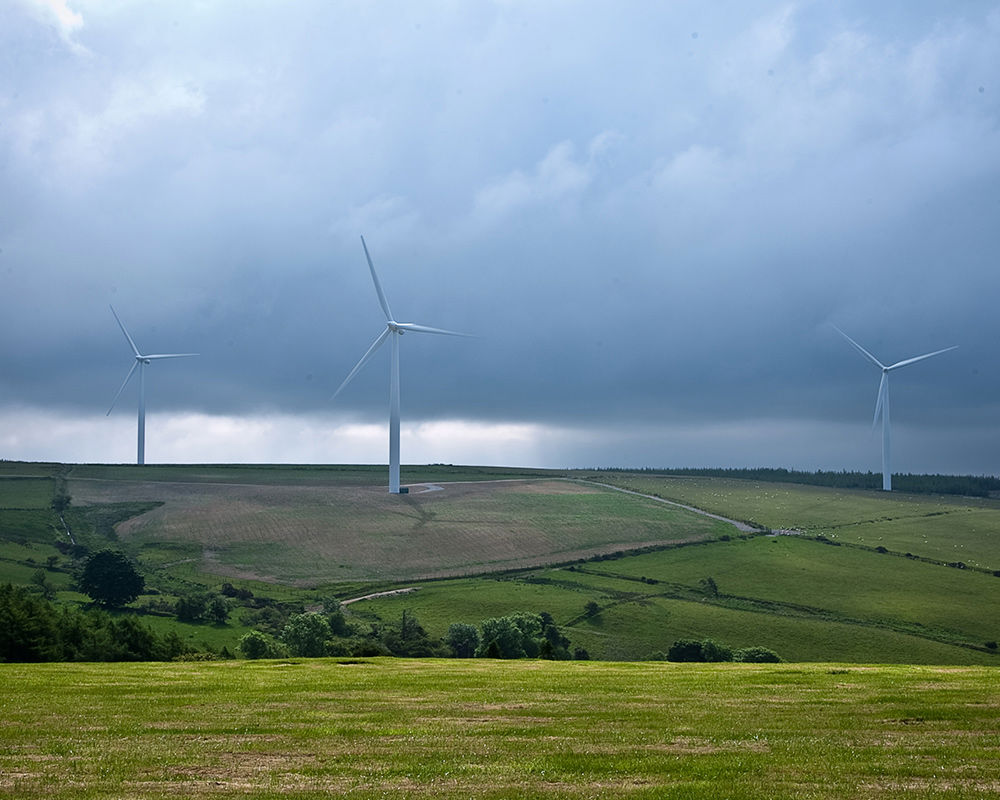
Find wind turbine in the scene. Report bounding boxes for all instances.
[834,325,956,491]
[106,305,198,465]
[333,236,471,494]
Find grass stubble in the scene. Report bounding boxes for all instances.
[2,659,999,799]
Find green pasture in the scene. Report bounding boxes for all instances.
[2,659,999,799]
[597,536,1000,642]
[591,474,1000,568]
[0,477,54,509]
[350,551,1000,664]
[2,461,1000,665]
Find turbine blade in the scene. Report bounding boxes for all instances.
[361,236,394,322]
[872,372,886,431]
[887,345,958,371]
[393,322,474,337]
[107,361,139,415]
[110,305,142,358]
[332,327,391,399]
[144,353,200,360]
[832,325,885,370]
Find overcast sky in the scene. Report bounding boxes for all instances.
[2,1,998,474]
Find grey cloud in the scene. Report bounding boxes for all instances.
[2,1,998,474]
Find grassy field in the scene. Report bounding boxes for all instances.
[66,474,728,584]
[2,462,1000,664]
[2,658,999,799]
[586,474,1000,569]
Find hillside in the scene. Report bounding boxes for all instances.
[2,461,999,664]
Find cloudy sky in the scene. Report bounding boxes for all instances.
[2,0,998,474]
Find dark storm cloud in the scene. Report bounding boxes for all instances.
[2,1,999,472]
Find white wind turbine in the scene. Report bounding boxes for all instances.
[333,236,472,494]
[106,305,198,465]
[834,325,956,491]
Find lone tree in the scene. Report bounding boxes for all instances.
[78,550,145,608]
[280,612,331,657]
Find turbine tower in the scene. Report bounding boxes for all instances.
[834,326,956,491]
[334,236,471,494]
[106,305,198,465]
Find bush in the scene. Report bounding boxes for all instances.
[734,646,783,663]
[667,639,706,662]
[239,630,283,659]
[667,638,734,662]
[175,593,208,622]
[700,639,733,662]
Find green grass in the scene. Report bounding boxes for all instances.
[0,477,54,509]
[66,475,727,585]
[348,556,1000,664]
[589,474,1000,569]
[3,462,1000,665]
[2,659,999,798]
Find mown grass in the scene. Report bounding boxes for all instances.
[1,659,999,799]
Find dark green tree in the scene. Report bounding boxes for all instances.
[281,612,331,657]
[446,622,480,657]
[78,550,144,608]
[321,596,351,636]
[239,630,282,659]
[175,593,208,622]
[207,596,229,625]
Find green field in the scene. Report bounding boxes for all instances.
[2,462,1000,664]
[2,658,999,799]
[65,472,726,584]
[586,474,1000,569]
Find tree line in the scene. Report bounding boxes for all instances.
[238,606,588,661]
[0,583,194,662]
[591,467,1000,497]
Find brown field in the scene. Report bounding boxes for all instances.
[68,476,730,586]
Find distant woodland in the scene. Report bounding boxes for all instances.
[594,468,1000,498]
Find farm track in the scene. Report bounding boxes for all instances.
[578,479,763,533]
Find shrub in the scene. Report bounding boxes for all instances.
[734,646,783,663]
[700,639,732,662]
[175,593,208,622]
[239,630,282,659]
[667,639,706,662]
